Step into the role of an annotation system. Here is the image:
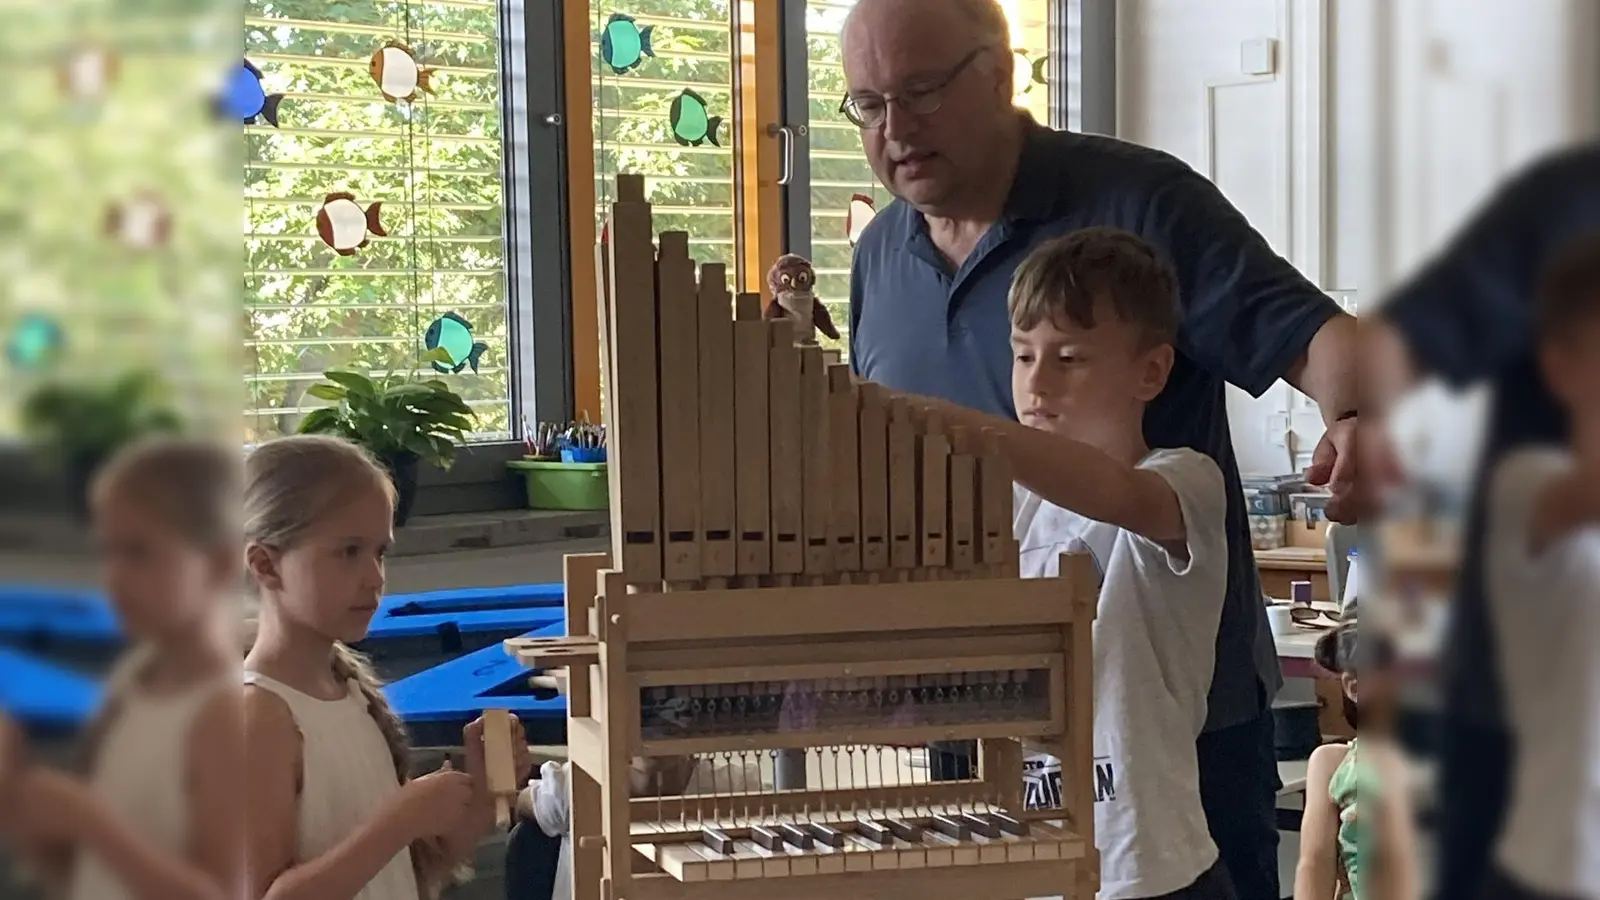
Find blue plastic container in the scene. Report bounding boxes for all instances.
[562,445,607,464]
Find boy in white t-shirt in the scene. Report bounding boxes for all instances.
[892,227,1233,899]
[1479,233,1600,900]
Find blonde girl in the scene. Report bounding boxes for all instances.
[0,436,245,900]
[243,435,529,900]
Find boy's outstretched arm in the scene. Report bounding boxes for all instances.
[889,392,1188,547]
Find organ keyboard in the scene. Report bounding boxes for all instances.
[502,175,1099,900]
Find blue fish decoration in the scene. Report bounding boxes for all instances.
[669,89,722,148]
[600,13,655,75]
[424,312,489,374]
[221,59,283,127]
[5,313,64,371]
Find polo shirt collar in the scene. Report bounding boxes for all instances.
[890,112,1066,249]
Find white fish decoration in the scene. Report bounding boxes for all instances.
[58,44,117,103]
[315,192,387,256]
[104,193,171,251]
[846,193,876,247]
[369,39,435,104]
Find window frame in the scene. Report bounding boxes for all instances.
[411,0,575,517]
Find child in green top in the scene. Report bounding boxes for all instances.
[1294,623,1421,900]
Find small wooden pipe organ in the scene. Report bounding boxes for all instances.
[506,175,1099,900]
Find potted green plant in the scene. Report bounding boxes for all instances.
[296,350,475,526]
[18,369,185,518]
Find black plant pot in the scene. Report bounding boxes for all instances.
[64,452,107,522]
[380,451,421,527]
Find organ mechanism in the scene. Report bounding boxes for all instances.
[501,174,1100,900]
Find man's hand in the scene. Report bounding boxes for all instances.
[1307,414,1405,523]
[1306,415,1356,522]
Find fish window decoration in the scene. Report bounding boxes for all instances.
[1011,50,1049,99]
[370,40,435,105]
[846,193,876,248]
[424,312,490,375]
[599,12,655,75]
[315,193,386,256]
[669,89,722,148]
[5,313,65,373]
[57,43,117,109]
[223,59,283,127]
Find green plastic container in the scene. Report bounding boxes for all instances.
[507,459,609,511]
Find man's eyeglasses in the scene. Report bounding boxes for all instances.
[838,46,987,130]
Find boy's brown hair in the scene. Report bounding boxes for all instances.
[1008,226,1182,348]
[1537,231,1600,338]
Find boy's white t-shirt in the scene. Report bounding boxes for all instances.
[1484,447,1600,898]
[1014,447,1227,900]
[529,761,574,900]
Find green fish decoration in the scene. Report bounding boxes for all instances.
[670,89,722,148]
[5,312,64,371]
[424,312,489,374]
[600,13,654,75]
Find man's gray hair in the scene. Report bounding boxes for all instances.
[843,0,1014,53]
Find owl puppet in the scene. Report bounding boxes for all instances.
[765,254,840,345]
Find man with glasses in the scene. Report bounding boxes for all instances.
[839,2,1359,899]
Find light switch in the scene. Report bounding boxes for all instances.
[1240,38,1276,76]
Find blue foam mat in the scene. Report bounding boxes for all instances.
[385,620,565,723]
[0,584,122,643]
[0,582,565,644]
[0,646,101,727]
[364,586,566,641]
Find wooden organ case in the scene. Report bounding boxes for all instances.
[506,175,1099,900]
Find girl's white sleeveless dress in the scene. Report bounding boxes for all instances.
[67,646,232,900]
[244,671,421,900]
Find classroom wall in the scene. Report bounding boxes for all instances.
[1116,0,1600,485]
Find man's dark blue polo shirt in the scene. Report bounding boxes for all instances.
[849,118,1342,733]
[1383,142,1600,732]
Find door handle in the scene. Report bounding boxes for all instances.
[768,123,794,185]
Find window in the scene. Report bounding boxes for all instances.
[244,0,537,443]
[0,12,239,440]
[591,2,738,273]
[790,0,1072,360]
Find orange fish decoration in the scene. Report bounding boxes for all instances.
[315,192,387,256]
[103,192,171,251]
[370,40,435,104]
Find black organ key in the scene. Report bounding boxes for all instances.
[805,822,846,847]
[884,818,922,842]
[930,815,971,840]
[856,820,893,844]
[777,823,814,849]
[989,812,1030,836]
[700,827,735,854]
[959,813,1000,838]
[749,825,786,851]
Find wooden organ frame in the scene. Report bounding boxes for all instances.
[505,176,1100,900]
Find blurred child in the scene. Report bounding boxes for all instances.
[0,436,245,900]
[886,228,1234,899]
[1295,622,1420,900]
[1473,233,1600,900]
[504,747,699,900]
[242,435,531,900]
